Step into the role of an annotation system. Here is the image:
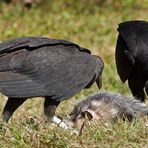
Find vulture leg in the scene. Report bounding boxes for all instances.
[44,97,69,130]
[128,76,146,102]
[129,83,145,102]
[2,97,27,123]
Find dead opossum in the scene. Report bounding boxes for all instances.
[64,92,148,129]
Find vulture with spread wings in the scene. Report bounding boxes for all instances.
[115,20,148,102]
[0,37,104,129]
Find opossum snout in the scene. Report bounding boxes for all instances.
[63,109,102,129]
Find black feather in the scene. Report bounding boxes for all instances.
[0,37,103,101]
[115,20,148,102]
[0,37,90,56]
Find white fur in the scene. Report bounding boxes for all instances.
[91,100,102,107]
[110,108,118,117]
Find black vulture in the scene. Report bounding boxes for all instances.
[0,37,104,129]
[115,20,148,102]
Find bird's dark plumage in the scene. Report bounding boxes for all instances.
[115,20,148,102]
[0,37,104,124]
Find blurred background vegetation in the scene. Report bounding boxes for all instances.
[0,0,148,147]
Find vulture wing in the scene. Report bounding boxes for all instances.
[116,20,148,82]
[0,37,98,101]
[115,33,135,82]
[0,37,90,55]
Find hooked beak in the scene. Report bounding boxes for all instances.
[96,76,102,89]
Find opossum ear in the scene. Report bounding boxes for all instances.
[84,109,96,120]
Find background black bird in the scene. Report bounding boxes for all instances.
[0,37,104,129]
[115,20,148,102]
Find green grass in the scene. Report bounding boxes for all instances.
[0,0,148,147]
